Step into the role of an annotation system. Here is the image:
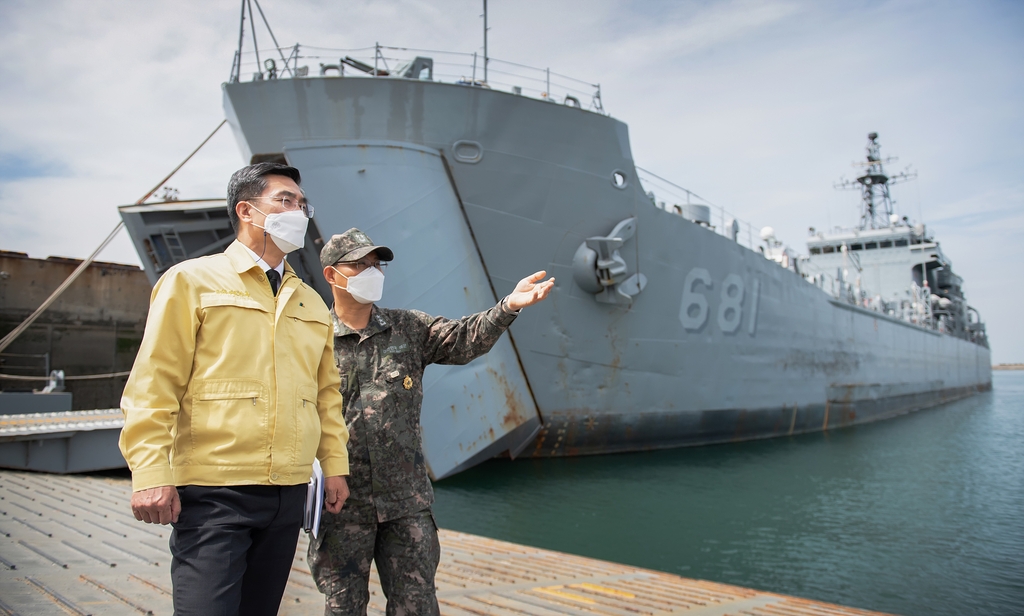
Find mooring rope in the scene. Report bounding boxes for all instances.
[0,120,226,356]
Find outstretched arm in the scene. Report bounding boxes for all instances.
[422,271,555,366]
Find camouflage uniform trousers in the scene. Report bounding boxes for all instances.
[308,508,441,616]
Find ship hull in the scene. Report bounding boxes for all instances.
[532,383,990,456]
[222,76,991,471]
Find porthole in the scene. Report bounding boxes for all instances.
[611,170,628,189]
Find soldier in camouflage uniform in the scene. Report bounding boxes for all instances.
[308,228,554,616]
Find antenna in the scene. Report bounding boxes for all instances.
[232,0,246,82]
[834,132,917,230]
[482,0,489,83]
[251,0,295,77]
[247,0,262,76]
[231,0,298,82]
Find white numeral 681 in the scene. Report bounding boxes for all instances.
[678,268,759,334]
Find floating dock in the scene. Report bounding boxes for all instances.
[0,471,891,615]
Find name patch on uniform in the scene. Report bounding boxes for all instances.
[383,343,409,354]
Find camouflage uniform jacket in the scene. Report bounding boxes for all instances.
[332,301,517,523]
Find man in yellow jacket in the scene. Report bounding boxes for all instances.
[119,162,350,616]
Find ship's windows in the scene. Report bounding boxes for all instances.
[879,240,893,248]
[894,239,908,247]
[850,243,863,251]
[864,242,878,250]
[822,245,835,254]
[810,247,821,255]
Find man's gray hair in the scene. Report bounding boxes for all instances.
[226,163,302,231]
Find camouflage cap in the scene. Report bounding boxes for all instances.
[320,228,395,267]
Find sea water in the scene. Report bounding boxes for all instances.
[433,371,1024,616]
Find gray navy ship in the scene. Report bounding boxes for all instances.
[117,21,991,480]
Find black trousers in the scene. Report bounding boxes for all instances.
[170,484,305,616]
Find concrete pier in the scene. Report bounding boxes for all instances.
[0,471,891,615]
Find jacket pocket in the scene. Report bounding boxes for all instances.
[190,379,269,467]
[281,304,332,377]
[294,385,322,466]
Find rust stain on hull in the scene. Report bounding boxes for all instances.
[486,365,530,431]
[521,382,989,458]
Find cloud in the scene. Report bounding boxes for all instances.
[0,0,1021,361]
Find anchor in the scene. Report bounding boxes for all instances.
[572,217,647,305]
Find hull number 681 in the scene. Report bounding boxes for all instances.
[678,268,759,335]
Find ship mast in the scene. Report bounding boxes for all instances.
[835,132,916,230]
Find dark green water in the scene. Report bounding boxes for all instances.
[432,371,1024,616]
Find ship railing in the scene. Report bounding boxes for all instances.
[635,167,761,252]
[230,43,606,114]
[804,270,856,304]
[808,270,947,331]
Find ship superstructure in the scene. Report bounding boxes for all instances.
[800,133,986,344]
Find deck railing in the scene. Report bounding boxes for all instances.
[230,43,605,114]
[635,167,761,252]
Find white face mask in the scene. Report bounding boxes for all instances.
[250,205,308,254]
[332,266,385,304]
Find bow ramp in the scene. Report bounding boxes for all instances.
[284,139,541,479]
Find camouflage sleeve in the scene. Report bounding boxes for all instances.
[416,299,518,366]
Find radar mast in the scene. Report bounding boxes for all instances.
[835,132,916,230]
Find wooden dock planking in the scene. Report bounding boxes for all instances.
[0,471,893,615]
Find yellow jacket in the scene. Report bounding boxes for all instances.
[120,241,349,491]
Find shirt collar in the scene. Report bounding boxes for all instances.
[239,243,285,277]
[332,304,391,340]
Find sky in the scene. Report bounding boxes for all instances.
[0,0,1021,363]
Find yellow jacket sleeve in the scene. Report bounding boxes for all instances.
[316,322,350,477]
[119,268,199,491]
